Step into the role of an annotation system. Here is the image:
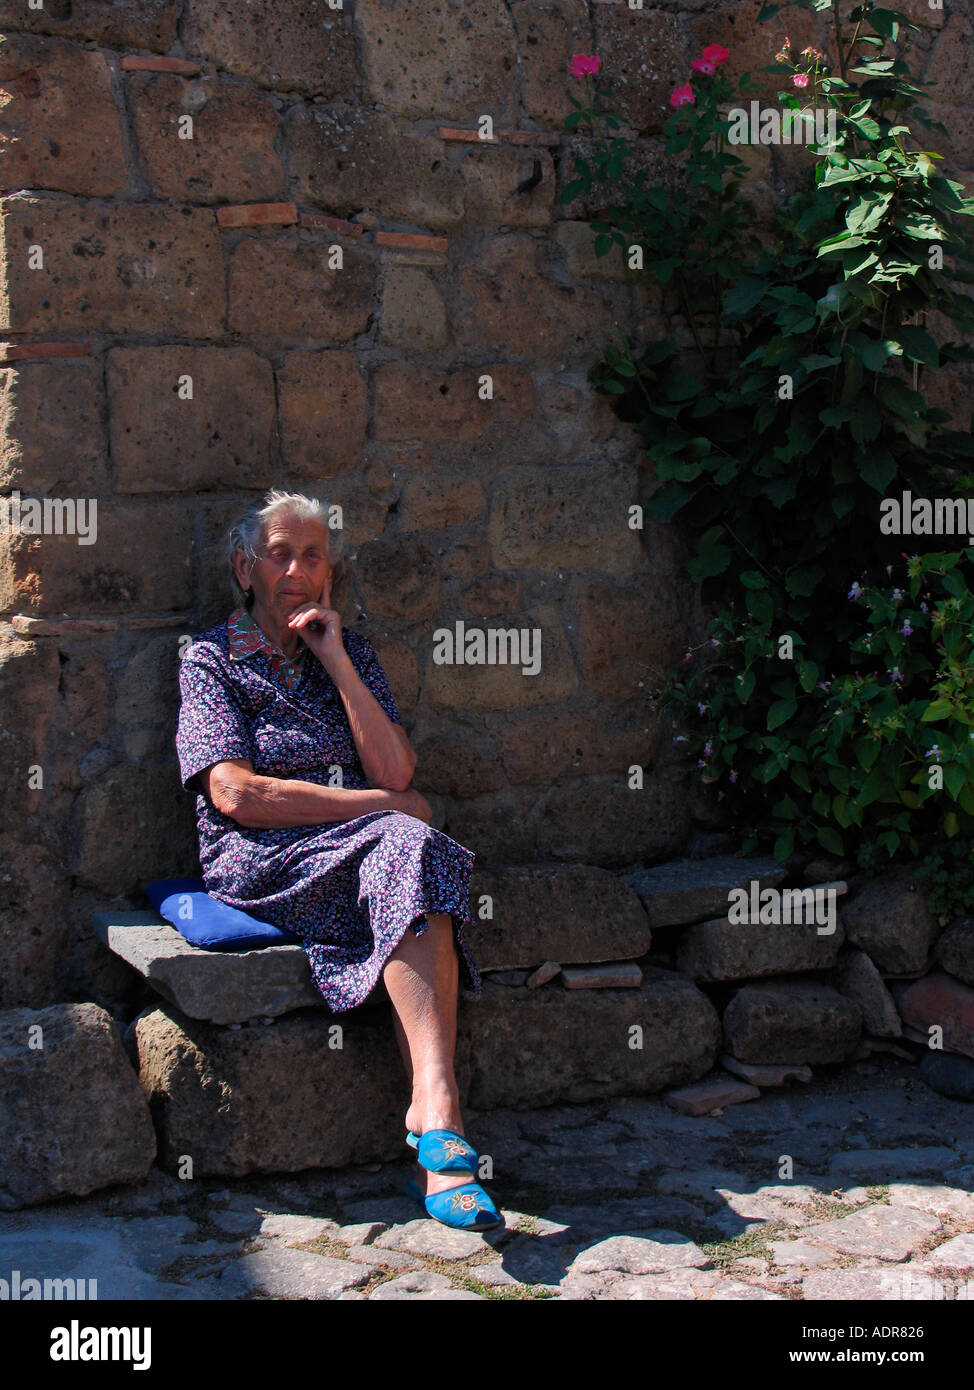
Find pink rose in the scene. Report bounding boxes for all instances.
[691,58,715,75]
[793,72,809,87]
[670,82,695,107]
[569,53,601,78]
[700,44,730,67]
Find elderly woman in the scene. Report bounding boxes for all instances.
[175,488,498,1231]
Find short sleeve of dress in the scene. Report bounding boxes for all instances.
[352,634,403,725]
[176,646,255,793]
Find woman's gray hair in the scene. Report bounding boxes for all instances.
[228,488,349,610]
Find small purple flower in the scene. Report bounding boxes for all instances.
[703,742,713,756]
[697,759,707,769]
[697,702,709,715]
[890,666,903,684]
[710,638,720,648]
[891,588,903,604]
[673,734,688,745]
[925,745,942,761]
[683,651,693,664]
[848,581,863,600]
[901,620,913,636]
[920,602,929,614]
[729,769,739,783]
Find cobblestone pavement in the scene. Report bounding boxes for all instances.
[3,1057,973,1301]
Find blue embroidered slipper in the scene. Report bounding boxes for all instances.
[405,1128,478,1174]
[405,1178,501,1231]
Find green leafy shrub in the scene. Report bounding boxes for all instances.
[563,2,974,912]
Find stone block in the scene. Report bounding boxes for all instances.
[457,235,609,364]
[357,0,519,123]
[577,573,686,700]
[0,35,127,196]
[355,536,440,620]
[832,948,902,1037]
[409,724,506,799]
[227,237,373,343]
[0,197,226,337]
[498,702,661,788]
[0,839,70,1009]
[663,1078,760,1115]
[78,761,198,895]
[6,500,193,615]
[421,604,578,710]
[487,462,644,574]
[0,1002,156,1209]
[621,854,787,928]
[217,1248,372,1299]
[92,912,322,1025]
[130,73,284,203]
[182,0,357,97]
[108,347,276,493]
[1,358,109,495]
[526,961,562,989]
[511,0,592,127]
[841,866,940,974]
[285,105,464,227]
[803,1204,940,1262]
[465,864,650,970]
[461,144,556,230]
[918,1051,974,1100]
[934,917,974,987]
[0,629,59,817]
[277,350,367,478]
[675,914,844,982]
[562,963,643,989]
[379,266,448,350]
[722,979,863,1065]
[399,471,487,533]
[897,972,974,1061]
[0,0,181,50]
[459,968,721,1110]
[130,1001,410,1176]
[552,220,634,284]
[720,1056,812,1086]
[535,770,690,864]
[593,6,689,135]
[372,362,534,457]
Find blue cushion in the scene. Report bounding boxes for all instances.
[145,877,301,951]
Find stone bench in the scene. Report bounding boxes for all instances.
[90,862,729,1177]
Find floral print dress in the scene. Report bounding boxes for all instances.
[175,607,483,1012]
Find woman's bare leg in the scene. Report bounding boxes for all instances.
[383,912,469,1198]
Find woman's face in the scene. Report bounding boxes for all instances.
[235,515,334,618]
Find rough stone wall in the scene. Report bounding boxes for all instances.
[0,1,970,1010]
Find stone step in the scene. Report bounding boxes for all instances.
[619,855,786,929]
[131,968,720,1176]
[92,911,323,1026]
[93,862,652,1024]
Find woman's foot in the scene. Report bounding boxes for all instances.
[405,1090,476,1198]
